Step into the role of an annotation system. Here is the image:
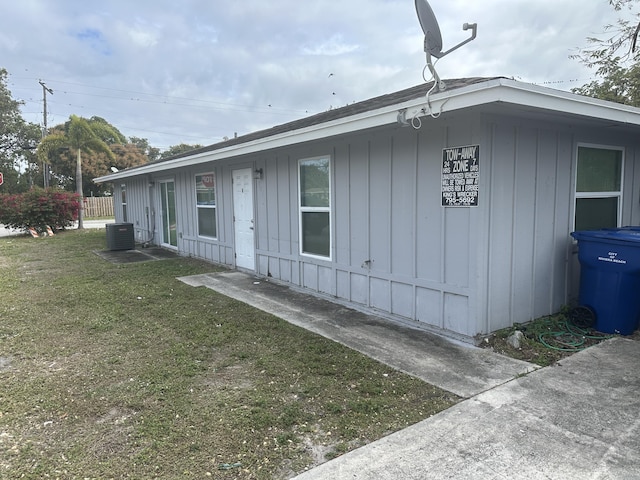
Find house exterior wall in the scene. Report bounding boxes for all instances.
[478,117,575,335]
[477,114,640,336]
[113,178,153,244]
[113,183,124,221]
[113,110,640,341]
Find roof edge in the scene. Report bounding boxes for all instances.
[96,78,640,183]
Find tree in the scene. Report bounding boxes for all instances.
[37,115,116,228]
[0,68,41,193]
[86,116,127,145]
[160,143,203,160]
[130,136,161,162]
[571,1,640,104]
[572,0,640,76]
[42,117,150,197]
[572,62,640,106]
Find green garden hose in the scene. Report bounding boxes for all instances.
[522,316,613,352]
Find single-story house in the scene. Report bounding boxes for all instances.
[95,77,640,343]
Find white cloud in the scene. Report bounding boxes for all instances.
[301,34,360,56]
[126,27,159,49]
[0,32,19,51]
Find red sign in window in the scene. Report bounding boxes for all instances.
[201,174,214,188]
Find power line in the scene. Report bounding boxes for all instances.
[12,73,606,151]
[13,79,314,145]
[33,100,240,140]
[18,95,248,145]
[10,76,314,116]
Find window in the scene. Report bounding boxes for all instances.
[195,173,217,238]
[299,156,331,257]
[574,145,623,231]
[120,184,127,222]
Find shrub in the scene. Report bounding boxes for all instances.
[0,188,79,233]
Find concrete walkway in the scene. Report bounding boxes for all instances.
[293,337,640,479]
[178,271,537,398]
[179,271,640,479]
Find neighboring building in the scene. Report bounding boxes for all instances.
[95,77,640,342]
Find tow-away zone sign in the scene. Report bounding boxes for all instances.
[441,145,479,207]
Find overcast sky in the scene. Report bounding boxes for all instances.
[0,0,626,152]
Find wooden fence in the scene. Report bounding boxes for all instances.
[83,197,114,218]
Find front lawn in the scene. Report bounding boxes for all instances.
[0,230,458,479]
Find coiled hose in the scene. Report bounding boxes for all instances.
[522,315,613,352]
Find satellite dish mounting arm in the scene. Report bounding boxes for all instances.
[416,0,477,91]
[424,22,476,91]
[427,22,477,59]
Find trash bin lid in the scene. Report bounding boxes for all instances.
[571,228,640,245]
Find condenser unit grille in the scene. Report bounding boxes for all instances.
[106,223,135,251]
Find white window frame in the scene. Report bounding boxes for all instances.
[573,143,624,231]
[298,155,332,260]
[195,172,217,239]
[120,184,127,222]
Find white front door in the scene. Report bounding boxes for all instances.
[233,168,255,270]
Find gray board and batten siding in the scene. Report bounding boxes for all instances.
[101,77,640,342]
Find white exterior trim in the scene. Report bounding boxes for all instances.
[298,155,333,261]
[572,143,626,231]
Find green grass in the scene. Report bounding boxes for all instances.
[0,230,458,479]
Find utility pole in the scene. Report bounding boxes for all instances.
[39,80,53,188]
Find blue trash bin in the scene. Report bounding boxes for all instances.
[571,229,640,335]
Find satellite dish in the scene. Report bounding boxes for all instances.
[415,0,476,58]
[414,0,477,90]
[415,0,443,58]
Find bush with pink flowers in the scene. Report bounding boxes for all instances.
[0,188,79,233]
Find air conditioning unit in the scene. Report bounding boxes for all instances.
[106,223,135,251]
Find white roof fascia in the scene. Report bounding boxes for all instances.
[96,78,640,183]
[482,78,640,124]
[95,103,404,182]
[400,78,640,126]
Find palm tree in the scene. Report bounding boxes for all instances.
[38,115,115,229]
